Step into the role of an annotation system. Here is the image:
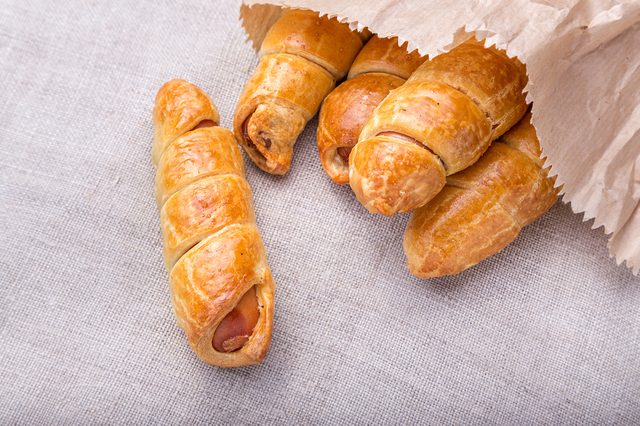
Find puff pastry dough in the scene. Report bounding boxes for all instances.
[404,112,558,278]
[349,39,529,215]
[317,36,425,184]
[153,79,274,367]
[234,9,366,175]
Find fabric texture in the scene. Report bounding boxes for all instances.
[0,0,639,423]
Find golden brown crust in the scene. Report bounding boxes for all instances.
[349,136,446,215]
[409,40,528,139]
[317,35,425,185]
[317,73,405,184]
[234,53,334,175]
[235,10,364,175]
[260,9,364,80]
[403,115,558,278]
[160,175,255,269]
[349,39,528,215]
[359,81,492,173]
[404,186,521,277]
[153,80,275,367]
[348,36,425,80]
[152,79,220,165]
[170,224,274,367]
[498,111,544,167]
[448,144,556,227]
[155,127,244,207]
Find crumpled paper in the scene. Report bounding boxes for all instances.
[240,0,640,274]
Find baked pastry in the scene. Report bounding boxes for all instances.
[349,39,529,215]
[234,9,367,175]
[153,79,275,367]
[317,36,425,184]
[404,112,558,278]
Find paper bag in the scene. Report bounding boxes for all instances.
[240,1,640,274]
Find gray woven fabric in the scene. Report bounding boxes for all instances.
[1,0,639,424]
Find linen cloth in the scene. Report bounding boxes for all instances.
[0,0,639,423]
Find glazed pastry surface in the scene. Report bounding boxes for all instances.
[317,36,424,184]
[403,112,558,278]
[153,79,275,367]
[349,39,528,215]
[234,9,366,175]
